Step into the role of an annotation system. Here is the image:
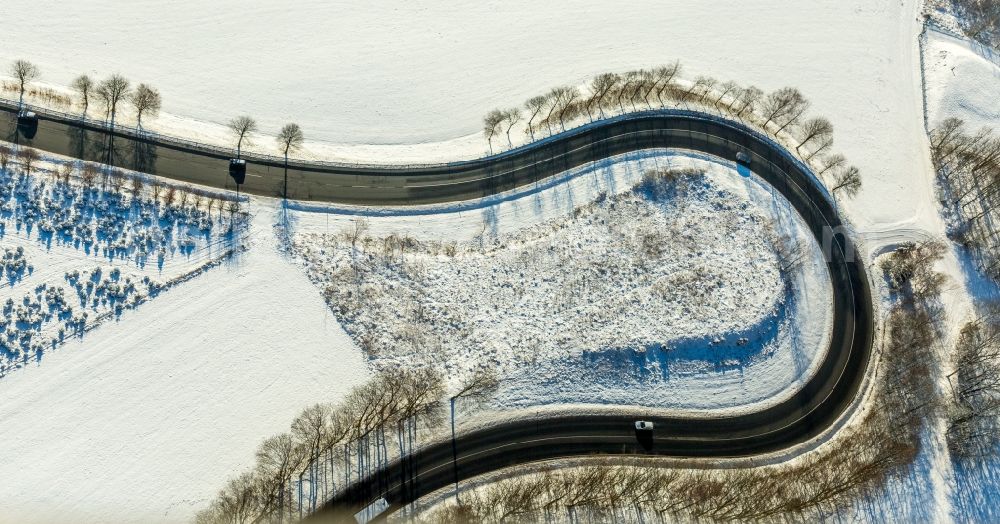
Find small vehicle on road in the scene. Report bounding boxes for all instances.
[634,420,654,431]
[736,150,752,166]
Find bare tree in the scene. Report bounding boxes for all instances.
[733,86,764,119]
[130,175,144,198]
[256,433,306,522]
[290,404,333,513]
[10,59,39,107]
[229,115,258,159]
[760,87,809,132]
[953,0,1000,48]
[276,123,305,199]
[523,95,549,140]
[130,83,162,129]
[483,109,505,154]
[96,74,131,126]
[554,87,581,131]
[502,108,522,149]
[18,147,40,176]
[587,73,620,119]
[796,117,834,154]
[713,80,740,108]
[818,153,847,176]
[71,75,94,115]
[109,169,127,194]
[652,62,682,106]
[449,369,500,501]
[539,86,577,133]
[830,165,862,197]
[0,145,11,172]
[81,163,99,190]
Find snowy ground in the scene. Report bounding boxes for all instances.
[0,0,994,521]
[288,153,831,412]
[0,197,369,524]
[0,158,244,376]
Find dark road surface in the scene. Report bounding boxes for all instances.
[0,102,872,523]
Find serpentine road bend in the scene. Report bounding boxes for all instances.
[1,103,873,522]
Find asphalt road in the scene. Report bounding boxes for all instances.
[0,103,872,522]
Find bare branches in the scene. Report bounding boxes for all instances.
[501,108,522,148]
[95,74,131,125]
[453,368,500,401]
[760,87,809,133]
[10,59,39,106]
[129,83,161,129]
[952,0,1000,48]
[830,165,862,197]
[796,117,834,153]
[947,312,1000,457]
[228,115,258,159]
[732,85,764,118]
[277,122,304,157]
[71,75,94,114]
[586,73,620,119]
[523,95,549,140]
[880,240,948,301]
[483,109,505,154]
[201,367,449,523]
[18,147,40,176]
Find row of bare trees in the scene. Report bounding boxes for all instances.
[196,368,447,524]
[7,60,163,129]
[482,63,860,197]
[930,118,1000,280]
[416,244,944,524]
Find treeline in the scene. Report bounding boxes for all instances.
[951,0,1000,49]
[8,59,161,128]
[195,368,447,524]
[414,243,944,524]
[947,305,1000,457]
[7,60,306,168]
[482,63,861,197]
[930,119,1000,281]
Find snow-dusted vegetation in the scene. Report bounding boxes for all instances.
[0,146,247,376]
[291,166,831,409]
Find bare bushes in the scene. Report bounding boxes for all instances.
[196,368,446,524]
[879,240,949,301]
[636,167,700,200]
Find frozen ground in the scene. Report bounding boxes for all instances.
[287,153,832,412]
[0,0,992,521]
[0,165,368,523]
[0,157,244,376]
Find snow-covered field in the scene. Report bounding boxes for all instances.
[0,194,369,524]
[1,0,996,521]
